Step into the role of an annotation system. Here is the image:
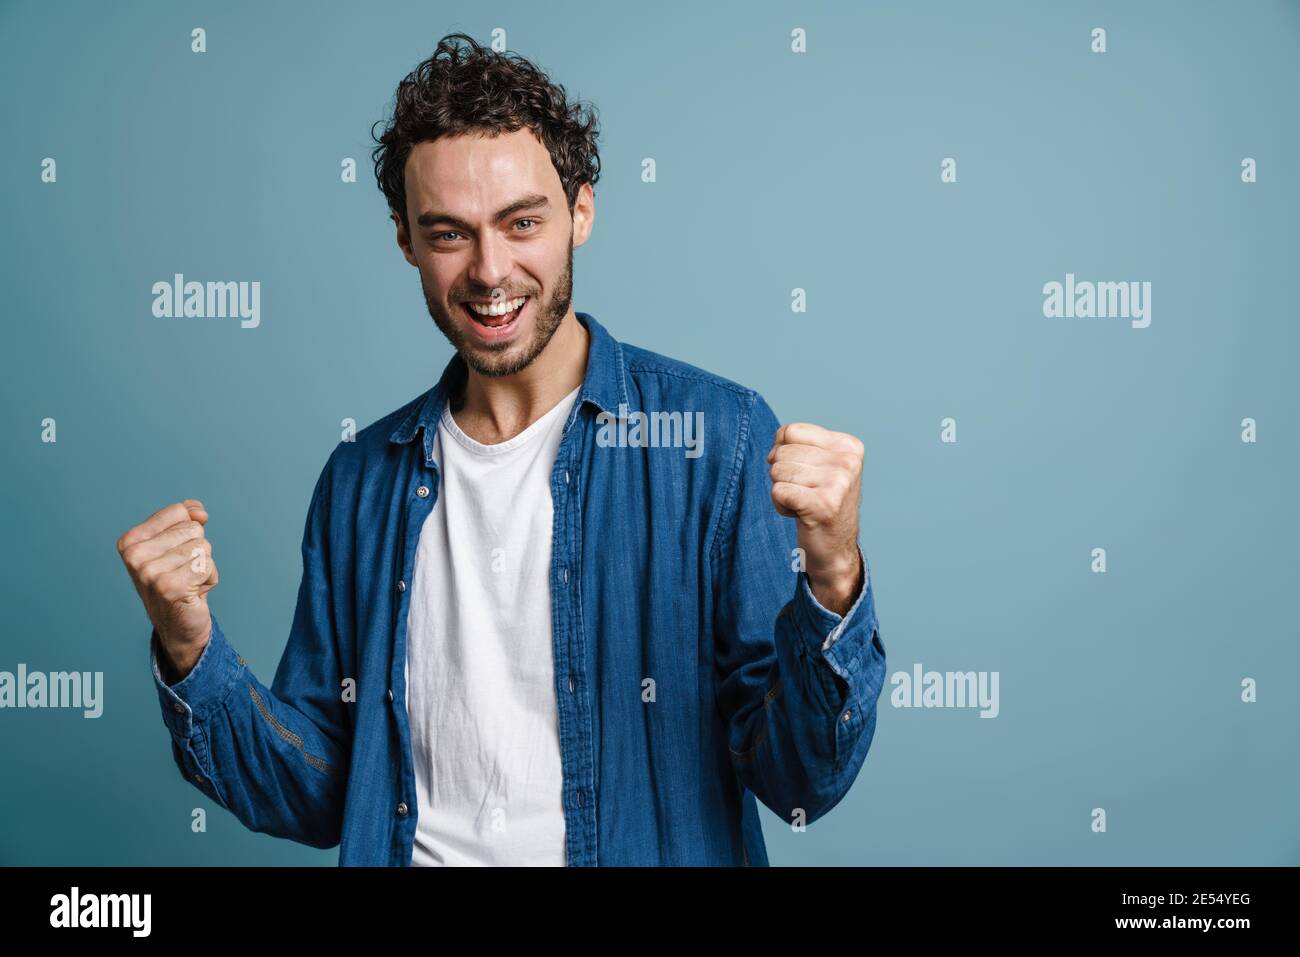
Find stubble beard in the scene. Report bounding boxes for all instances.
[422,235,574,379]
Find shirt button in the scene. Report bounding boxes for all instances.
[842,710,852,722]
[577,789,584,807]
[396,802,408,816]
[387,688,394,702]
[568,675,575,693]
[564,470,570,484]
[397,580,406,593]
[173,702,184,714]
[561,567,569,584]
[193,773,204,784]
[415,485,429,498]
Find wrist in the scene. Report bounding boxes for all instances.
[158,630,210,684]
[807,548,864,617]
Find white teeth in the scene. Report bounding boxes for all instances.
[467,296,527,317]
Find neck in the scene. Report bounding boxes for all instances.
[454,309,589,444]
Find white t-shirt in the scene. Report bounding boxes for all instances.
[404,385,581,866]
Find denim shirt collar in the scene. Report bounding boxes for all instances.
[388,311,628,459]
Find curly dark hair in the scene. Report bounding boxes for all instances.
[371,32,601,232]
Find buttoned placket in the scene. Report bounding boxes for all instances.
[385,398,599,865]
[388,443,441,865]
[550,403,598,865]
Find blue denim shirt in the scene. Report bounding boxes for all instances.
[149,311,886,866]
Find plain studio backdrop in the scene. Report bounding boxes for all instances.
[0,0,1296,865]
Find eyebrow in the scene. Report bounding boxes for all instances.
[415,193,551,231]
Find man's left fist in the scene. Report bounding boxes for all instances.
[767,422,865,616]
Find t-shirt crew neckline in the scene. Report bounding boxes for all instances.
[439,385,582,456]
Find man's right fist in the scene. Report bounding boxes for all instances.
[117,499,218,680]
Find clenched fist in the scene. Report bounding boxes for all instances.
[767,422,866,616]
[117,499,217,680]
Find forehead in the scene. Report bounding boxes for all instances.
[404,128,559,216]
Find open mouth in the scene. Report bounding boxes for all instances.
[462,295,529,331]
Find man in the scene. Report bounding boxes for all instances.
[116,33,886,866]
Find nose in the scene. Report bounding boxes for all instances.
[466,230,513,294]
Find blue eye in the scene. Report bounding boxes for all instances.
[432,219,537,244]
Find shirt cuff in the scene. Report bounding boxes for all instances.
[796,545,872,652]
[151,611,243,737]
[787,545,883,718]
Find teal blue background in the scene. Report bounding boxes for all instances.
[1,0,1296,865]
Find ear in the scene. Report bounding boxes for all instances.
[393,210,417,267]
[571,182,596,249]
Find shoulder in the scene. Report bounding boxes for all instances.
[316,388,432,489]
[617,339,780,442]
[620,340,754,396]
